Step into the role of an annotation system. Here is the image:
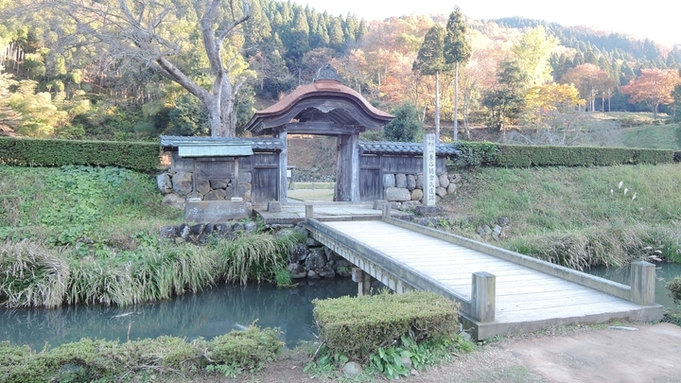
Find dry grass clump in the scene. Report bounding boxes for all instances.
[0,241,69,308]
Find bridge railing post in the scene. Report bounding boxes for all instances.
[305,204,314,220]
[471,272,496,322]
[630,261,655,305]
[382,203,391,220]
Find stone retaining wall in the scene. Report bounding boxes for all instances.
[159,221,352,280]
[382,172,461,208]
[156,170,253,207]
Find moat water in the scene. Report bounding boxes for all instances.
[2,264,679,350]
[0,278,357,350]
[587,263,681,310]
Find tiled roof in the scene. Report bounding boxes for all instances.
[359,141,460,156]
[255,79,393,119]
[160,137,459,156]
[160,136,284,151]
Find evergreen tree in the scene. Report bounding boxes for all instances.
[328,18,345,50]
[443,7,471,141]
[344,13,359,43]
[584,49,598,65]
[413,24,445,141]
[383,103,422,142]
[482,60,528,141]
[573,51,584,66]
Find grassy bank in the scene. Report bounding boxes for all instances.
[0,165,305,308]
[442,163,681,269]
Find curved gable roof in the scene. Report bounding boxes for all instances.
[245,71,393,136]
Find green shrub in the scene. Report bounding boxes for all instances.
[204,327,284,374]
[313,291,459,361]
[0,327,283,382]
[497,145,674,167]
[0,137,160,172]
[448,142,675,169]
[667,277,681,305]
[451,141,499,167]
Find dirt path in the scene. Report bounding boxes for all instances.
[235,323,681,383]
[504,323,681,383]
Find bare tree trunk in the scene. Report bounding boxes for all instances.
[453,63,459,141]
[435,71,440,143]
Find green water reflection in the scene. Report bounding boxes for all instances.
[0,278,357,349]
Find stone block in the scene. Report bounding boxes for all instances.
[196,179,211,195]
[439,174,450,188]
[157,173,172,194]
[436,187,447,197]
[288,263,307,279]
[395,174,407,188]
[415,205,443,216]
[210,179,230,189]
[289,243,309,262]
[244,221,258,232]
[411,189,424,201]
[159,226,178,238]
[184,201,252,223]
[407,175,416,191]
[447,183,457,194]
[162,193,185,210]
[416,174,424,189]
[204,190,227,201]
[384,187,411,202]
[305,248,328,270]
[383,173,396,188]
[172,172,193,195]
[402,200,421,209]
[267,201,282,212]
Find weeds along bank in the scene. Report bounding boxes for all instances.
[438,162,681,269]
[0,165,310,308]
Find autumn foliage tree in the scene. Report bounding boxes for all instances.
[620,69,681,119]
[560,64,612,112]
[520,83,586,145]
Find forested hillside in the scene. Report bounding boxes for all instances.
[1,0,680,142]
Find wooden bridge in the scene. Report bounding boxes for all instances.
[302,205,664,339]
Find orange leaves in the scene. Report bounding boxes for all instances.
[620,68,681,106]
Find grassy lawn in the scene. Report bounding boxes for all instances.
[618,124,681,150]
[441,163,681,268]
[287,188,334,201]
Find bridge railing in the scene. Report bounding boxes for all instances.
[304,205,503,322]
[380,204,656,306]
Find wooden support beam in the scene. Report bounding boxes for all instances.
[352,268,371,296]
[630,261,655,305]
[278,129,288,202]
[471,272,496,322]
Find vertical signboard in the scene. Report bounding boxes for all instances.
[423,133,436,206]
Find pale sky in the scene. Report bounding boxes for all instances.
[291,0,680,47]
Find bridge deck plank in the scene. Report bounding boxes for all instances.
[317,220,656,331]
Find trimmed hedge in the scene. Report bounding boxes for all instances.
[452,141,675,168]
[313,291,459,361]
[0,137,160,172]
[0,327,283,382]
